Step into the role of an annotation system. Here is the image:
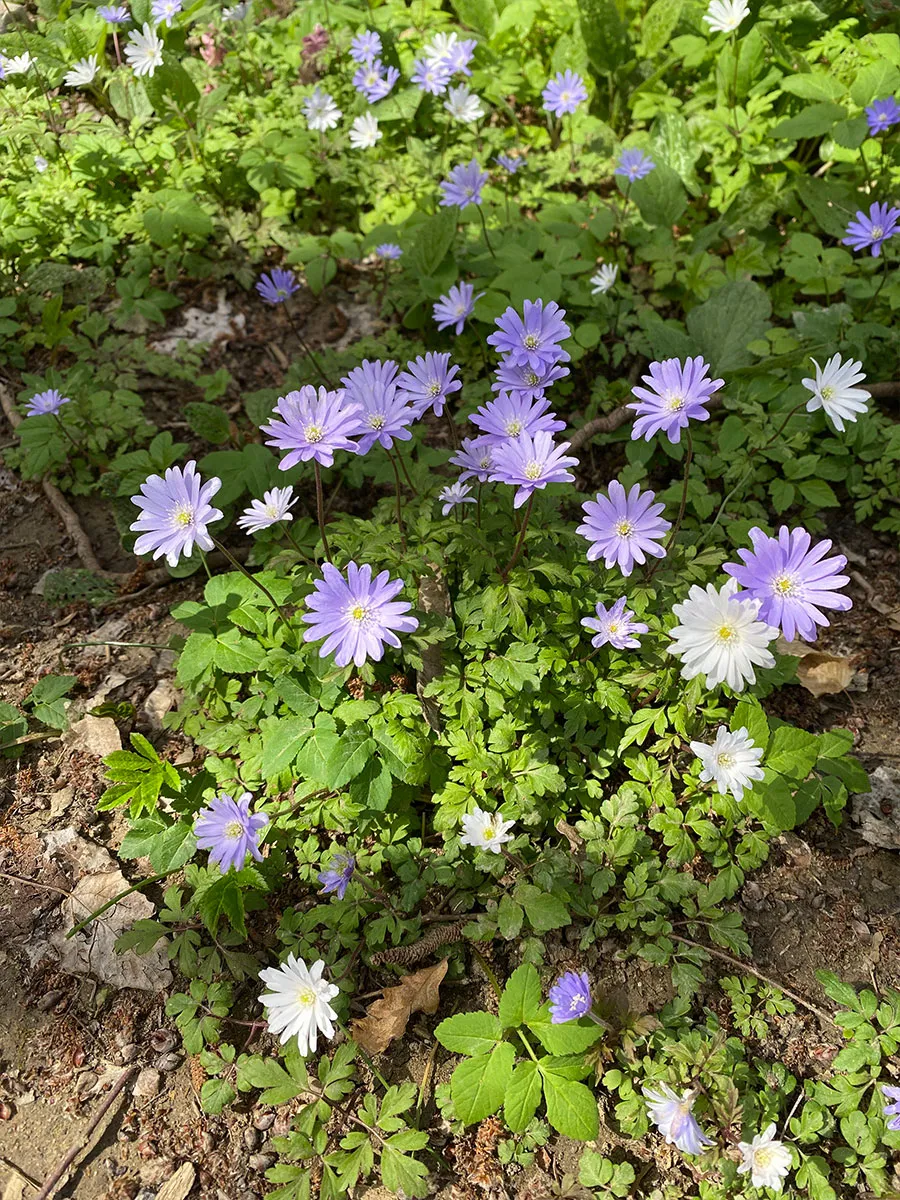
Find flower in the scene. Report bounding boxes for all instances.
[222,1,250,19]
[423,31,459,65]
[151,0,181,21]
[842,201,900,257]
[341,359,415,454]
[882,1085,900,1131]
[487,300,571,372]
[629,356,724,444]
[668,578,778,692]
[459,806,514,853]
[590,264,618,295]
[63,55,99,86]
[375,243,402,259]
[644,1085,715,1155]
[318,852,355,899]
[396,351,461,418]
[302,561,419,668]
[303,87,341,132]
[258,955,339,1056]
[703,0,750,32]
[349,29,381,63]
[470,393,565,444]
[261,385,361,470]
[444,83,485,123]
[34,154,48,172]
[98,4,129,21]
[433,281,483,334]
[130,460,223,567]
[194,791,268,872]
[439,481,476,515]
[451,435,496,483]
[25,389,71,417]
[542,69,588,117]
[548,971,592,1023]
[866,97,900,135]
[737,1124,792,1191]
[690,726,765,802]
[2,53,32,75]
[490,431,578,509]
[237,486,298,534]
[255,267,299,305]
[301,24,328,59]
[411,57,451,95]
[439,159,488,209]
[353,59,399,103]
[495,153,523,173]
[582,597,649,651]
[492,358,570,402]
[444,36,476,75]
[615,147,655,181]
[802,353,870,432]
[723,526,852,643]
[349,112,381,149]
[124,23,163,77]
[576,481,671,577]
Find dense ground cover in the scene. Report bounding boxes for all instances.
[2,0,900,1196]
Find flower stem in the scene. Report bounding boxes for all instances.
[500,493,534,580]
[476,203,496,259]
[444,407,460,449]
[394,444,417,493]
[282,522,315,565]
[664,429,693,554]
[53,412,81,452]
[385,449,407,549]
[211,536,295,640]
[313,460,334,563]
[283,304,335,388]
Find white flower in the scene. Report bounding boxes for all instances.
[644,1084,716,1155]
[236,486,297,534]
[738,1124,792,1191]
[349,112,381,149]
[424,30,458,65]
[444,83,484,123]
[2,52,33,75]
[303,87,341,132]
[223,0,250,16]
[258,954,339,1056]
[439,482,476,515]
[690,725,765,802]
[124,23,164,77]
[459,806,515,854]
[702,0,750,33]
[63,55,99,87]
[801,353,870,433]
[34,154,48,172]
[668,577,778,692]
[590,264,618,295]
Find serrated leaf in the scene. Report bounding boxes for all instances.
[527,1004,605,1054]
[499,964,541,1029]
[539,1066,599,1139]
[504,1060,542,1132]
[435,1011,502,1055]
[450,1041,515,1124]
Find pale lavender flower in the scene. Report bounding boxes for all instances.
[495,153,523,173]
[303,87,341,132]
[433,281,483,334]
[98,4,129,21]
[487,300,571,372]
[866,97,900,135]
[130,460,223,567]
[302,562,419,667]
[548,971,591,1023]
[644,1085,715,1155]
[375,242,402,259]
[349,29,381,63]
[237,486,297,534]
[615,148,655,181]
[446,37,476,74]
[25,389,71,416]
[353,59,398,102]
[194,791,268,873]
[439,159,488,209]
[842,201,900,257]
[396,351,461,418]
[256,267,299,305]
[261,385,361,469]
[151,0,180,21]
[542,70,587,117]
[629,356,724,444]
[492,357,569,401]
[582,596,649,650]
[318,853,355,898]
[439,481,476,515]
[882,1085,900,1132]
[470,393,565,444]
[576,482,671,577]
[411,56,451,94]
[342,359,416,453]
[490,431,578,508]
[367,63,399,101]
[451,435,495,482]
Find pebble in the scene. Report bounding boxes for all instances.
[150,1029,176,1054]
[248,1153,276,1172]
[243,1127,259,1152]
[155,1053,181,1073]
[133,1068,162,1099]
[253,1111,276,1131]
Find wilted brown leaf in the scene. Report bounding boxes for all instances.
[776,638,858,697]
[555,818,584,853]
[350,960,448,1054]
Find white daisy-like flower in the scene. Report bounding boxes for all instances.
[590,264,618,295]
[223,0,250,16]
[34,154,48,172]
[2,52,33,75]
[702,0,750,33]
[801,354,870,433]
[668,577,778,692]
[303,87,341,132]
[124,23,164,77]
[459,806,515,854]
[644,1084,716,1155]
[63,55,99,87]
[738,1124,792,1191]
[236,486,297,534]
[349,112,381,150]
[443,83,484,123]
[689,725,765,802]
[424,30,458,65]
[258,954,339,1056]
[438,481,476,515]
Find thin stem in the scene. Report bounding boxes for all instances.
[567,112,575,171]
[476,203,496,258]
[283,304,335,387]
[663,430,693,554]
[282,522,315,565]
[476,481,483,528]
[861,252,889,318]
[53,412,81,451]
[211,536,295,638]
[394,444,417,492]
[444,407,460,449]
[500,493,534,580]
[112,28,122,66]
[385,449,407,549]
[313,460,334,563]
[68,870,175,938]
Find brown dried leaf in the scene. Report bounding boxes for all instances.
[350,960,448,1054]
[555,818,584,853]
[775,638,858,697]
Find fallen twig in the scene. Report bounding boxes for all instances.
[41,479,104,573]
[0,1154,42,1190]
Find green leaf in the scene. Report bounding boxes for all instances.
[781,73,846,103]
[630,161,687,227]
[686,280,772,373]
[527,1005,605,1054]
[450,0,497,37]
[517,884,570,932]
[450,1041,515,1124]
[295,721,342,785]
[435,1012,503,1056]
[28,674,77,705]
[798,478,839,507]
[539,1065,599,1140]
[579,1149,636,1194]
[148,821,197,873]
[407,210,457,278]
[497,895,524,940]
[577,0,630,74]
[200,1077,236,1114]
[143,189,213,248]
[849,61,900,108]
[767,725,819,780]
[261,716,314,779]
[640,0,684,58]
[323,724,375,789]
[237,1054,308,1104]
[772,102,846,140]
[380,1139,430,1198]
[504,1060,542,1132]
[499,964,542,1029]
[816,970,860,1011]
[185,402,231,444]
[731,698,769,748]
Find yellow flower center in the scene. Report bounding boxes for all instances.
[754,1145,777,1170]
[173,506,193,527]
[304,424,324,443]
[455,304,466,316]
[717,625,735,642]
[608,622,619,633]
[367,414,386,429]
[523,334,539,349]
[615,519,633,537]
[297,987,316,1006]
[350,604,369,622]
[483,822,497,840]
[560,91,570,104]
[872,225,884,239]
[820,385,834,402]
[224,820,243,838]
[427,380,441,397]
[715,752,734,769]
[665,393,685,412]
[479,455,491,469]
[525,370,540,386]
[505,419,523,436]
[773,574,797,596]
[524,461,542,480]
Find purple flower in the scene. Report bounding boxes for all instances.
[548,970,592,1023]
[442,36,476,75]
[318,852,355,898]
[582,596,649,650]
[151,0,180,21]
[451,435,496,483]
[256,268,300,305]
[882,1085,900,1132]
[487,300,571,372]
[439,159,488,209]
[866,97,900,135]
[349,29,381,63]
[495,152,523,173]
[411,57,451,94]
[439,481,476,515]
[470,393,565,444]
[261,385,361,469]
[302,25,328,60]
[433,281,483,334]
[492,357,569,402]
[615,148,655,181]
[629,356,723,444]
[375,242,402,259]
[542,70,587,118]
[341,359,416,453]
[576,482,671,577]
[396,351,462,418]
[25,388,71,416]
[302,561,419,667]
[842,201,900,257]
[98,4,129,21]
[237,486,297,534]
[645,1085,715,1156]
[490,431,578,508]
[723,526,852,643]
[353,59,399,102]
[368,64,399,100]
[195,792,268,874]
[130,460,223,567]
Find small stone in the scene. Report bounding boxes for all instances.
[149,1029,176,1054]
[242,1127,259,1152]
[63,715,122,758]
[253,1111,276,1131]
[133,1068,162,1099]
[140,680,180,731]
[248,1154,276,1172]
[49,787,75,819]
[155,1053,181,1073]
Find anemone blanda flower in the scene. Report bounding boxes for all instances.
[703,0,750,33]
[470,393,565,444]
[256,267,299,304]
[124,23,162,76]
[237,486,298,534]
[411,57,451,94]
[318,852,355,898]
[629,356,724,444]
[737,1125,792,1192]
[668,578,778,692]
[98,4,129,21]
[349,112,381,149]
[151,0,181,21]
[194,791,267,872]
[644,1085,715,1155]
[25,389,71,417]
[490,431,578,509]
[375,242,402,259]
[395,351,461,418]
[882,1085,900,1131]
[842,201,900,257]
[487,300,571,372]
[444,83,485,123]
[64,55,99,86]
[542,69,587,117]
[2,52,32,75]
[495,152,523,173]
[349,29,381,63]
[261,385,360,469]
[34,154,48,172]
[258,955,339,1056]
[866,97,900,135]
[576,481,671,577]
[341,359,416,454]
[582,596,649,651]
[130,460,223,567]
[423,31,458,65]
[440,159,488,208]
[591,264,618,295]
[459,806,514,853]
[723,526,852,643]
[439,481,476,515]
[353,59,398,103]
[222,1,250,19]
[690,726,765,802]
[433,281,483,334]
[801,354,870,432]
[443,36,476,75]
[492,358,570,402]
[451,435,495,483]
[615,147,655,181]
[303,87,341,132]
[302,561,419,668]
[548,971,592,1023]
